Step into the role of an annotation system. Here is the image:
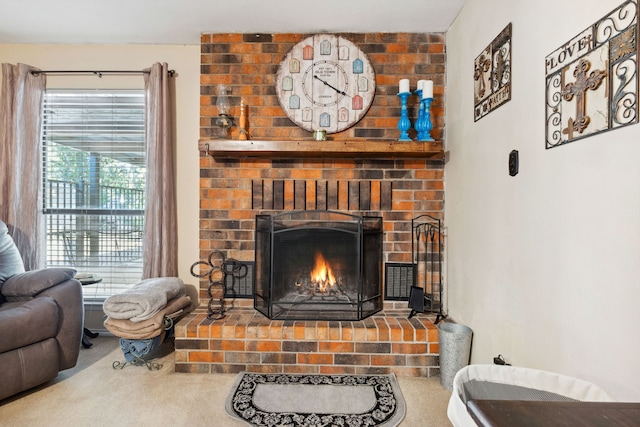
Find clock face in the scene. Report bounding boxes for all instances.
[275,35,376,134]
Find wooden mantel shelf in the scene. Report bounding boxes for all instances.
[199,139,443,160]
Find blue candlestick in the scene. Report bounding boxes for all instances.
[414,89,425,140]
[397,92,412,141]
[420,97,434,141]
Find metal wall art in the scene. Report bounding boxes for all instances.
[545,0,638,149]
[474,23,512,121]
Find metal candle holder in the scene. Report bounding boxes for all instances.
[397,92,412,141]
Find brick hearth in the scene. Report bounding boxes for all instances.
[174,301,440,377]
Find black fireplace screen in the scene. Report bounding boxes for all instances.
[254,210,383,321]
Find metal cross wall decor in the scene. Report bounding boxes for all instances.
[545,0,638,149]
[474,23,512,121]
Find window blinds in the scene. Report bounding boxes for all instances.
[42,90,146,300]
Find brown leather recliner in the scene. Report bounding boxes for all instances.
[0,220,83,401]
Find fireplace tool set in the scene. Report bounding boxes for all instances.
[409,214,445,323]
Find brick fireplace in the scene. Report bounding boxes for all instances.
[174,32,445,376]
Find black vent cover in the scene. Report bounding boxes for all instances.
[385,263,413,300]
[224,261,254,299]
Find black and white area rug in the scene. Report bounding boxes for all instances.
[225,372,406,427]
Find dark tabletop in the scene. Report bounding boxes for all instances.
[467,399,640,427]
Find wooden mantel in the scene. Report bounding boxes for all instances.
[199,139,443,160]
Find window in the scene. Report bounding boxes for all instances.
[42,90,146,300]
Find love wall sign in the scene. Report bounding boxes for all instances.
[545,0,638,149]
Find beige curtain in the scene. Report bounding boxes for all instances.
[142,62,177,278]
[0,63,46,269]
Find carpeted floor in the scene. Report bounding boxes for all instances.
[0,334,452,426]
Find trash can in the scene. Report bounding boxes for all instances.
[438,322,473,390]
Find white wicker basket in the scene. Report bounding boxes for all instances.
[447,364,614,427]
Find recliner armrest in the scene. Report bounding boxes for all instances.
[2,268,77,301]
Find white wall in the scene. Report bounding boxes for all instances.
[446,0,640,400]
[0,44,201,302]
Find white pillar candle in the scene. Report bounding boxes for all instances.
[399,79,410,94]
[422,80,434,98]
[417,79,426,92]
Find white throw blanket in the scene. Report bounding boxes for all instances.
[104,295,193,339]
[103,277,185,322]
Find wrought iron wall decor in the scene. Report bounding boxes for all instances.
[545,0,638,149]
[190,251,245,320]
[474,23,512,122]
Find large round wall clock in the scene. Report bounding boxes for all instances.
[275,34,376,134]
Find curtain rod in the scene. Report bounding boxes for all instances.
[30,69,175,77]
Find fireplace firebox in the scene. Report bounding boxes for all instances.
[254,210,383,321]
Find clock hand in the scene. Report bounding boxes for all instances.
[313,75,349,97]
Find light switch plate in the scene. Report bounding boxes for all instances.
[509,150,519,176]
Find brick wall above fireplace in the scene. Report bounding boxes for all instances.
[200,32,446,141]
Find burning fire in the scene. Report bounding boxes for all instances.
[309,252,336,292]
